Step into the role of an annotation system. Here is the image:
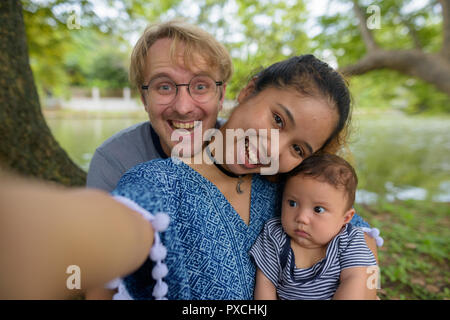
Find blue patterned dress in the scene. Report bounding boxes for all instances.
[111,158,370,300]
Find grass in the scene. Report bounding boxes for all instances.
[355,200,450,300]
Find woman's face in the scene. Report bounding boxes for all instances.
[221,85,339,175]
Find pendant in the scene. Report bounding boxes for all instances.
[236,176,244,194]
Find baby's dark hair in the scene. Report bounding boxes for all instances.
[284,153,358,210]
[252,54,351,153]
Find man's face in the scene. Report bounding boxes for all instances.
[141,38,226,157]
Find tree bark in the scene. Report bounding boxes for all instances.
[0,0,86,186]
[340,0,450,97]
[440,0,450,61]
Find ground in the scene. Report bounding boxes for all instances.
[355,200,450,300]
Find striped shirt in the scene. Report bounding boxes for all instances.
[249,217,377,300]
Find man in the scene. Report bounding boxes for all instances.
[86,20,233,192]
[85,20,232,299]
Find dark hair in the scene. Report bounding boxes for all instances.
[252,54,351,153]
[284,153,358,210]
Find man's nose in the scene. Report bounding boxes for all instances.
[172,86,196,115]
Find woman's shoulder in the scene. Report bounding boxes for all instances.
[122,158,189,181]
[115,158,189,193]
[126,157,180,173]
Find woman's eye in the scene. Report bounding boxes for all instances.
[273,113,284,128]
[293,144,304,158]
[288,200,297,207]
[314,206,325,214]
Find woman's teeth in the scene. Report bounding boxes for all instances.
[245,138,259,164]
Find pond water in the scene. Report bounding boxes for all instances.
[45,113,450,204]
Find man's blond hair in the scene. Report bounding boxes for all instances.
[130,19,233,92]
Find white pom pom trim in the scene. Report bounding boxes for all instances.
[361,227,384,247]
[110,195,170,300]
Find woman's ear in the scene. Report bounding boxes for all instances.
[343,208,355,225]
[237,77,257,103]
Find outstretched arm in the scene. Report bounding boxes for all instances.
[0,172,153,299]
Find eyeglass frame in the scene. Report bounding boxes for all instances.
[141,75,224,105]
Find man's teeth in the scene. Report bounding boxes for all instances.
[172,121,196,129]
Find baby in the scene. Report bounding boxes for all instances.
[249,153,379,300]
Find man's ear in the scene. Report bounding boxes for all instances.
[218,83,227,111]
[237,77,257,103]
[343,207,355,225]
[140,93,149,112]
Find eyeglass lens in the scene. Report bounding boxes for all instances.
[148,75,219,104]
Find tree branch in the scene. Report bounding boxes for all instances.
[439,0,450,60]
[352,0,379,52]
[339,49,450,95]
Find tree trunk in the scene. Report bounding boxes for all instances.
[0,0,86,186]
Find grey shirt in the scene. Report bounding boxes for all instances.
[86,121,167,192]
[86,119,225,192]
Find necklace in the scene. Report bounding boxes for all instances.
[205,144,246,194]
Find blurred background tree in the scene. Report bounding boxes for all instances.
[20,0,450,113]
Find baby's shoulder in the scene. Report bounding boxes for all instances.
[262,217,286,241]
[336,224,368,252]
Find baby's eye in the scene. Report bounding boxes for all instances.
[314,206,325,214]
[288,200,297,207]
[273,113,284,128]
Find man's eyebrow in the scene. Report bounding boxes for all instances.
[277,103,314,155]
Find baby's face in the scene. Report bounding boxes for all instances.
[281,175,355,249]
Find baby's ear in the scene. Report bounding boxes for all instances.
[343,208,355,225]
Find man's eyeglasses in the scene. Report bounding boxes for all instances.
[141,75,223,105]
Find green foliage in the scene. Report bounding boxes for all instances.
[314,0,447,114]
[65,30,130,89]
[224,0,310,99]
[349,70,450,113]
[23,0,449,113]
